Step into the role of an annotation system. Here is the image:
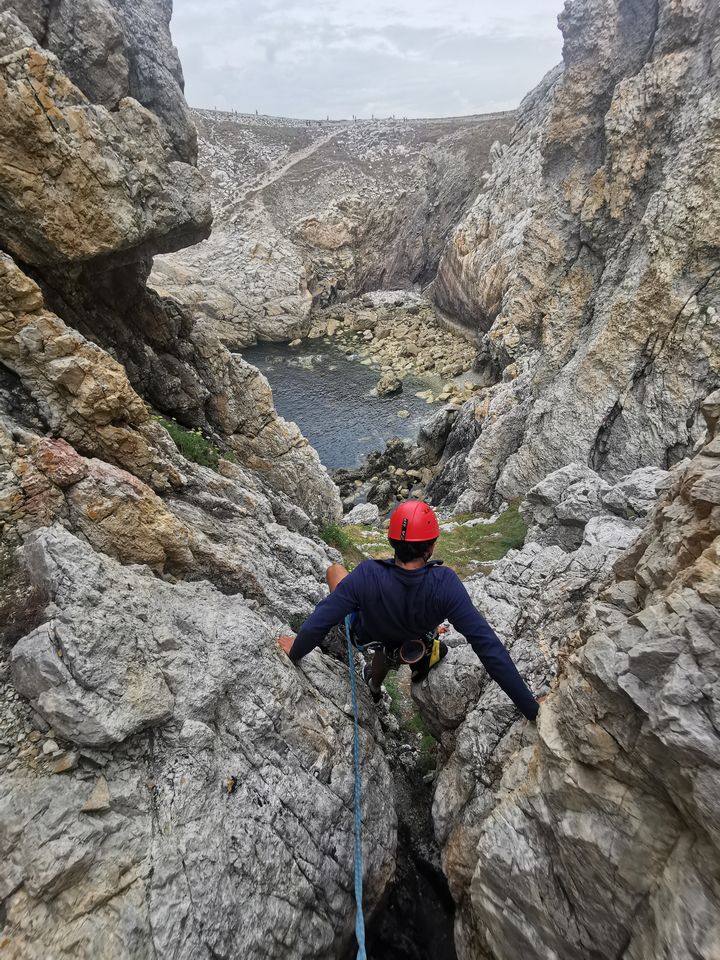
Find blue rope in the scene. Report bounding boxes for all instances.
[345,614,367,960]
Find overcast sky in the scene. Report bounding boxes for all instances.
[171,0,565,120]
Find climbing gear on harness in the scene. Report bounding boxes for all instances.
[362,662,382,703]
[388,500,440,542]
[344,615,368,959]
[411,636,449,683]
[398,637,426,664]
[429,635,444,669]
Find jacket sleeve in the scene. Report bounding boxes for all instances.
[289,566,364,662]
[443,571,539,720]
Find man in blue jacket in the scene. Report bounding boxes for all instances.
[278,500,540,721]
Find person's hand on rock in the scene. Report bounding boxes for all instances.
[277,634,296,656]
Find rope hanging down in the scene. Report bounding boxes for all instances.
[345,614,368,960]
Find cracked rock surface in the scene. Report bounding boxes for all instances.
[431,0,720,510]
[416,392,720,959]
[2,527,395,959]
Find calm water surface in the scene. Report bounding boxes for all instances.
[242,338,444,469]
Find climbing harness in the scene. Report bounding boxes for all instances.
[344,614,368,960]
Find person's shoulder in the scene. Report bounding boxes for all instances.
[431,562,461,583]
[431,562,467,598]
[349,559,381,580]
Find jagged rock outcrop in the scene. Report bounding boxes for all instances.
[1,527,395,959]
[0,6,376,957]
[431,0,720,510]
[1,0,197,162]
[0,6,340,521]
[151,110,515,346]
[415,391,720,959]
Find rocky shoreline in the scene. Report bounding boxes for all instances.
[305,291,480,408]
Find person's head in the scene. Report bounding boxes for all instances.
[387,500,440,564]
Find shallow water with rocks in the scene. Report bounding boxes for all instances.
[242,337,446,469]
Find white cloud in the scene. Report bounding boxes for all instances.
[171,0,565,118]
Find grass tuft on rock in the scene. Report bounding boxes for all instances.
[154,415,230,470]
[319,523,365,565]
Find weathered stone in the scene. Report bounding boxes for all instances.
[1,528,396,958]
[421,394,720,959]
[432,0,720,508]
[341,501,380,526]
[376,370,403,396]
[0,11,210,266]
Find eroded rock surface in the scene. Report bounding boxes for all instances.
[431,0,720,509]
[151,110,515,346]
[0,6,375,957]
[1,527,395,959]
[416,392,720,959]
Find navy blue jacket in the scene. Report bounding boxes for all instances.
[290,558,538,720]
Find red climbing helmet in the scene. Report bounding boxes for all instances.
[388,500,440,542]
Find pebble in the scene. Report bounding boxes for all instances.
[43,739,59,754]
[52,752,79,774]
[81,776,112,813]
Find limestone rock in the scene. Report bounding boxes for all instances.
[341,501,380,526]
[520,462,670,552]
[4,0,197,162]
[420,393,720,959]
[0,254,181,491]
[432,0,720,508]
[1,527,396,958]
[0,10,210,266]
[376,370,403,397]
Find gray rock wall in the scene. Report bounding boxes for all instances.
[431,0,720,510]
[1,527,395,959]
[415,391,720,959]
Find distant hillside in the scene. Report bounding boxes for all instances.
[151,109,515,347]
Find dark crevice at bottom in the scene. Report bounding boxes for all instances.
[364,819,458,960]
[352,745,458,960]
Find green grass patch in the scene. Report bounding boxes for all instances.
[154,415,231,470]
[335,503,527,580]
[435,502,527,578]
[318,523,366,566]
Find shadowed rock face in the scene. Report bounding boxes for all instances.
[151,110,515,347]
[415,391,720,959]
[430,0,720,510]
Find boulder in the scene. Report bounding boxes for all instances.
[341,501,380,526]
[376,371,403,397]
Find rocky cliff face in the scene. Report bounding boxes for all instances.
[415,391,720,959]
[151,110,515,347]
[0,6,389,957]
[430,0,720,511]
[0,1,340,522]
